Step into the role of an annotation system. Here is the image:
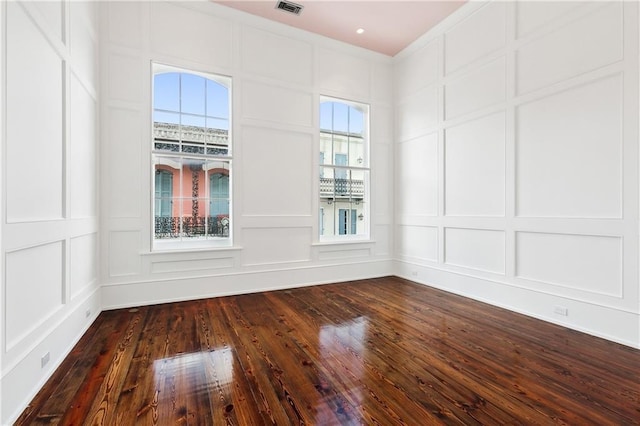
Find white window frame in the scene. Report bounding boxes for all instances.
[151,63,233,251]
[318,96,370,242]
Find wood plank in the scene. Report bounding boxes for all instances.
[15,277,640,425]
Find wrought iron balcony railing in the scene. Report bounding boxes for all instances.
[155,216,229,239]
[319,178,364,199]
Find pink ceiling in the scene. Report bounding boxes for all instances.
[213,1,466,57]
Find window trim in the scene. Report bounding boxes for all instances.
[318,95,370,243]
[151,62,233,251]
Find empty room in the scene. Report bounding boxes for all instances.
[2,0,639,424]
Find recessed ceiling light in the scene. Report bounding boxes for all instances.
[356,28,365,35]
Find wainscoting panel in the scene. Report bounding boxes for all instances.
[444,228,505,274]
[516,232,622,297]
[397,225,438,263]
[5,241,64,350]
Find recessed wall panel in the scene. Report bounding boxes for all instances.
[372,62,393,104]
[151,257,234,274]
[107,1,144,47]
[32,1,64,42]
[445,56,505,119]
[242,228,311,266]
[445,228,505,274]
[242,27,312,86]
[242,127,312,216]
[517,3,623,95]
[108,52,144,103]
[516,2,587,38]
[6,242,64,349]
[109,231,141,277]
[444,2,506,74]
[6,3,63,222]
[397,84,438,141]
[372,104,393,145]
[374,225,391,256]
[445,112,505,216]
[70,234,97,299]
[373,143,393,218]
[395,41,438,98]
[516,75,622,218]
[397,225,438,262]
[151,2,232,68]
[69,75,97,218]
[108,108,141,218]
[70,8,97,85]
[318,49,370,100]
[516,232,622,297]
[242,81,313,128]
[397,134,438,217]
[318,248,370,261]
[70,0,98,34]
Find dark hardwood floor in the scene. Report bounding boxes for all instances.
[16,277,640,425]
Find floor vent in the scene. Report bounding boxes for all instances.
[275,0,303,16]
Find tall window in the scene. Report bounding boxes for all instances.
[152,64,231,248]
[319,97,369,239]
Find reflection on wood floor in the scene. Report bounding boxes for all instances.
[16,277,640,425]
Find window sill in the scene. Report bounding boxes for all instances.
[313,238,374,247]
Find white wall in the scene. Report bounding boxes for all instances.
[99,1,394,309]
[394,1,640,348]
[1,1,101,423]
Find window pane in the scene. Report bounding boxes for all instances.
[179,199,208,238]
[349,107,364,135]
[209,173,230,216]
[332,102,349,133]
[180,74,206,115]
[181,114,206,127]
[348,136,364,166]
[320,102,333,131]
[206,81,229,119]
[319,133,332,165]
[155,170,173,217]
[154,110,180,125]
[154,160,180,239]
[154,73,179,112]
[206,117,229,132]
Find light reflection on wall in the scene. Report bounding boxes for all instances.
[153,348,234,396]
[317,317,368,422]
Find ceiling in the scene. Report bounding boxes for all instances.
[213,1,467,57]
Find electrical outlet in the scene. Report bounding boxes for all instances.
[85,309,91,318]
[554,306,568,316]
[41,352,50,368]
[411,271,418,277]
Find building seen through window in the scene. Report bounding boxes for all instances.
[152,64,231,247]
[319,98,369,239]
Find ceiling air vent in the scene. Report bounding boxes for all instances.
[275,0,304,16]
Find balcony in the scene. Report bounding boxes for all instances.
[155,215,229,239]
[319,177,364,199]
